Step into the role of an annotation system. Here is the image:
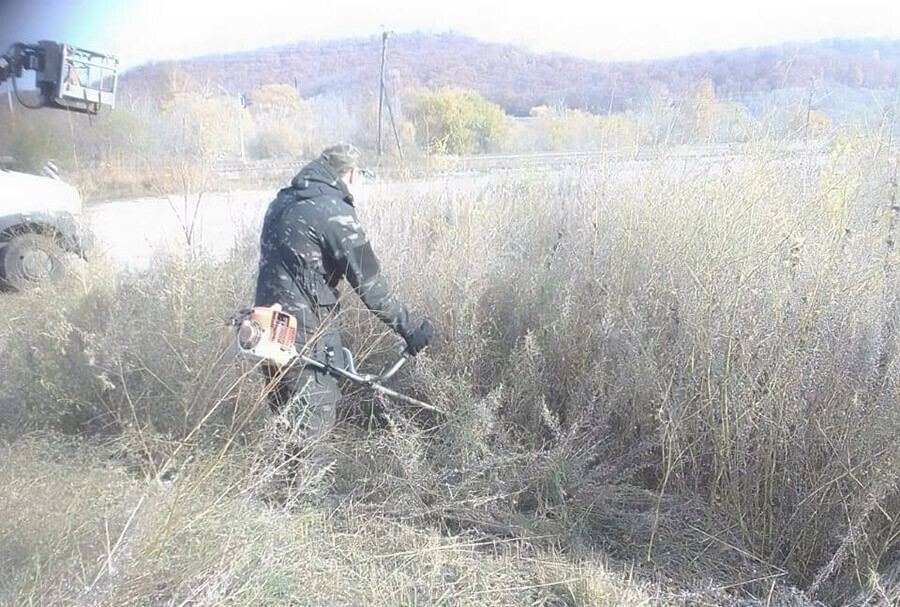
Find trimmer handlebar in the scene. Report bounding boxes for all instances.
[300,348,439,413]
[299,347,411,385]
[327,347,410,383]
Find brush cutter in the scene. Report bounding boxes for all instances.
[227,304,439,413]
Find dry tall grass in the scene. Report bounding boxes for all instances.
[1,135,899,606]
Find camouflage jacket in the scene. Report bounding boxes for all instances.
[253,158,413,340]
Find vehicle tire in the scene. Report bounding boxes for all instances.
[0,233,67,290]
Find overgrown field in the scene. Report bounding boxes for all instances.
[2,137,899,606]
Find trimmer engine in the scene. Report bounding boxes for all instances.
[227,304,439,412]
[235,304,298,366]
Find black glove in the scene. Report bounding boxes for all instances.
[404,317,434,356]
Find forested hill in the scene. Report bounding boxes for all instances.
[122,32,900,115]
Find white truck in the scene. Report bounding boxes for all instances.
[0,40,117,289]
[0,164,87,289]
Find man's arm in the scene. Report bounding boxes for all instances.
[323,210,415,338]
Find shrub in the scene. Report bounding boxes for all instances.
[409,86,510,154]
[249,121,308,159]
[2,135,899,604]
[5,122,72,173]
[530,106,644,151]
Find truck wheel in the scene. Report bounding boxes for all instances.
[0,233,66,290]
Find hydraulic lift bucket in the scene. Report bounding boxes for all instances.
[37,41,119,114]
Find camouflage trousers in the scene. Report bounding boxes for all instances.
[264,331,346,450]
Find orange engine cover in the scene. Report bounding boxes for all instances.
[236,304,298,366]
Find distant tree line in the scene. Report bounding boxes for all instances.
[122,33,900,116]
[1,32,898,198]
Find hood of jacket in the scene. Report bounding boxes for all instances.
[289,158,354,205]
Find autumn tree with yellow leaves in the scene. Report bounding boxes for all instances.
[409,87,510,155]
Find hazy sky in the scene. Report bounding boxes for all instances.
[1,0,899,68]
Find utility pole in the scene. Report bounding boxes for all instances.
[607,74,617,116]
[217,84,245,160]
[804,77,815,142]
[377,30,389,156]
[376,30,404,160]
[384,81,404,160]
[237,93,245,161]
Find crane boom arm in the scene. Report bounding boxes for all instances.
[1,41,118,115]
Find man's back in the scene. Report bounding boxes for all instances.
[254,155,418,342]
[254,158,355,334]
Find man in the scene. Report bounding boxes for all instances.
[253,143,433,451]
